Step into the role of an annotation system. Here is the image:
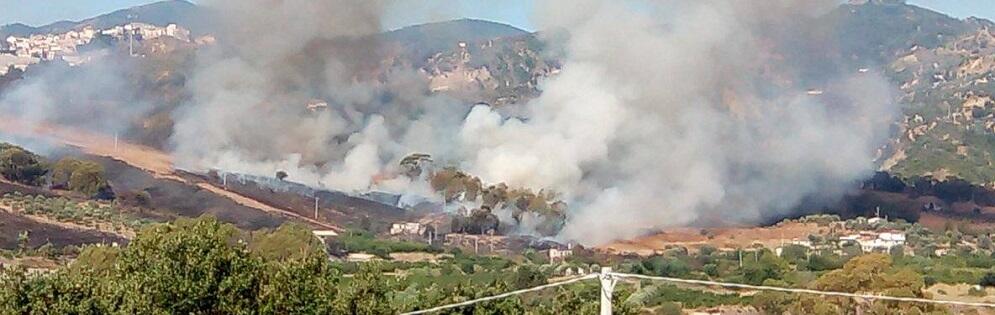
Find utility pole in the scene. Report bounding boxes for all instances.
[599,267,616,315]
[113,132,118,151]
[314,195,319,219]
[127,14,138,57]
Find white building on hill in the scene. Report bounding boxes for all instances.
[840,231,906,252]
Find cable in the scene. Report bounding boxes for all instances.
[611,272,995,309]
[399,273,598,315]
[403,271,995,314]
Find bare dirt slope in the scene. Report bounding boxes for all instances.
[600,222,829,255]
[0,210,126,249]
[0,115,343,231]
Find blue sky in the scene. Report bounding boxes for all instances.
[0,0,991,32]
[0,0,536,30]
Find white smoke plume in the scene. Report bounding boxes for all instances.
[457,0,897,244]
[0,0,894,245]
[0,56,154,137]
[168,0,898,244]
[170,0,468,194]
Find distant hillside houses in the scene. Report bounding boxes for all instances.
[100,23,189,42]
[839,231,906,252]
[0,22,190,75]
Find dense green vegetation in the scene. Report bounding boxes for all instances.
[893,122,995,185]
[327,230,441,258]
[50,157,113,197]
[0,216,635,314]
[0,143,48,186]
[0,143,112,198]
[6,205,995,314]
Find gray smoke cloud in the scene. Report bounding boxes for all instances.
[0,48,156,157]
[65,0,897,245]
[456,0,896,244]
[170,0,468,197]
[0,56,152,135]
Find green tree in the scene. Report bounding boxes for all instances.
[70,245,120,275]
[258,252,341,314]
[50,158,83,188]
[419,281,527,314]
[531,283,637,315]
[0,146,47,185]
[811,254,945,314]
[249,222,324,261]
[642,256,690,278]
[15,231,29,254]
[655,301,683,315]
[751,291,794,315]
[508,264,546,289]
[785,295,840,315]
[780,244,809,263]
[0,268,109,314]
[110,216,262,314]
[742,252,788,285]
[335,262,396,315]
[980,272,995,287]
[68,161,111,197]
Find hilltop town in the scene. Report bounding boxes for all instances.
[5,0,995,314]
[0,22,191,75]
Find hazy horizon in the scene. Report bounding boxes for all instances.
[2,0,994,34]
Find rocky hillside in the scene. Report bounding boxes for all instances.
[826,0,981,67]
[420,32,557,105]
[883,25,995,184]
[6,0,995,186]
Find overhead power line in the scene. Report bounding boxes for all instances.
[399,274,598,315]
[401,271,995,314]
[613,273,995,309]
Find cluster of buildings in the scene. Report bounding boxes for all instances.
[839,231,907,253]
[99,23,189,43]
[5,27,98,62]
[387,218,575,262]
[1,23,190,75]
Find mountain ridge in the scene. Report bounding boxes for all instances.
[0,0,200,39]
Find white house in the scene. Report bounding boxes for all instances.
[840,232,905,252]
[390,222,425,236]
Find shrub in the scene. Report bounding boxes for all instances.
[0,145,47,185]
[656,302,683,315]
[980,272,995,287]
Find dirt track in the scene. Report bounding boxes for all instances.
[0,116,342,231]
[0,116,173,176]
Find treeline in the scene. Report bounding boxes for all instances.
[428,167,566,236]
[0,143,112,199]
[0,216,634,314]
[837,171,995,223]
[864,171,995,206]
[614,246,952,314]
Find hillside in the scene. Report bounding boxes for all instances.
[793,0,995,186]
[0,0,203,39]
[826,1,978,67]
[883,26,995,184]
[384,18,529,62]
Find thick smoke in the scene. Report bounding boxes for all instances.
[0,0,898,245]
[458,0,896,244]
[0,56,153,138]
[170,0,897,244]
[170,0,467,194]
